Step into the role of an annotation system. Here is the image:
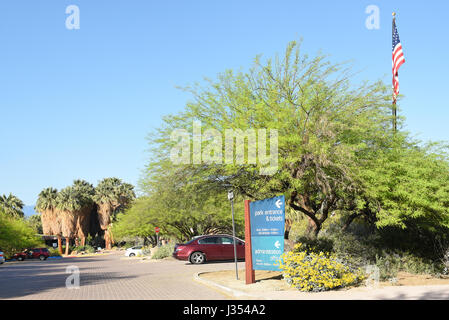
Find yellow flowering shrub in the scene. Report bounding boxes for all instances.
[278,243,365,292]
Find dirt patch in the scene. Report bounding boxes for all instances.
[379,272,449,287]
[200,269,295,294]
[200,269,449,295]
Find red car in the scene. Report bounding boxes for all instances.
[173,235,245,264]
[13,248,50,261]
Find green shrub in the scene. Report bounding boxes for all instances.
[123,242,136,249]
[279,243,365,292]
[48,248,62,257]
[328,232,380,268]
[375,251,443,280]
[72,245,95,254]
[294,236,333,255]
[295,228,446,281]
[151,243,175,260]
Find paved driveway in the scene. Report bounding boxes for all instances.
[0,252,245,300]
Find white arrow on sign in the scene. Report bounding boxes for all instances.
[275,240,281,249]
[275,199,282,209]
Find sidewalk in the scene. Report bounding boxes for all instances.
[195,269,449,300]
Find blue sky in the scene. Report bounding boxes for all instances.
[0,1,448,206]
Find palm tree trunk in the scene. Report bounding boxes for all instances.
[81,237,86,247]
[105,229,111,250]
[75,237,80,247]
[57,235,63,255]
[65,237,70,255]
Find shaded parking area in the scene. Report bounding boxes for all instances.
[0,252,244,300]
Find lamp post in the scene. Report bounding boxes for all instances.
[228,190,239,280]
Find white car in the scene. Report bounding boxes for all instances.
[124,246,143,257]
[0,250,5,264]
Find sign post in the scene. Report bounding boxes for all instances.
[155,227,160,247]
[245,196,285,284]
[244,200,255,284]
[228,190,239,280]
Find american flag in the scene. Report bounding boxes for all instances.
[392,19,405,101]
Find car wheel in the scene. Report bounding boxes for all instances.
[39,255,45,261]
[18,256,24,261]
[189,252,205,264]
[129,253,135,257]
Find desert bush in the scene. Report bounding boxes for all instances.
[151,243,175,260]
[123,242,137,249]
[375,251,443,280]
[72,245,95,254]
[48,248,62,257]
[294,236,333,255]
[279,243,365,292]
[294,227,446,281]
[137,246,151,257]
[295,232,379,268]
[329,232,380,268]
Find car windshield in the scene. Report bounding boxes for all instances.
[133,246,142,249]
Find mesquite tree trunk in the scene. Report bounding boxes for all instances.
[305,217,321,239]
[284,218,292,240]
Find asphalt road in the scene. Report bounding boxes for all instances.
[0,252,245,300]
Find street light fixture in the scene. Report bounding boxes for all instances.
[228,190,238,280]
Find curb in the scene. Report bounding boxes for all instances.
[193,272,265,300]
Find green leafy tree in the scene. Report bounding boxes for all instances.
[147,166,244,242]
[27,214,43,234]
[356,139,449,231]
[113,197,159,246]
[145,41,449,240]
[0,193,24,218]
[146,41,393,238]
[0,210,43,258]
[116,163,244,244]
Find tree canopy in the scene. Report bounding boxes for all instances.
[138,41,449,239]
[0,209,42,258]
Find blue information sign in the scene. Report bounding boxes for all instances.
[251,236,284,271]
[250,195,285,271]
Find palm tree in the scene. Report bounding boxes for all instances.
[35,188,63,254]
[56,187,82,255]
[93,178,135,249]
[0,193,24,218]
[72,180,95,246]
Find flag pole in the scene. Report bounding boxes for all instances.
[392,12,397,133]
